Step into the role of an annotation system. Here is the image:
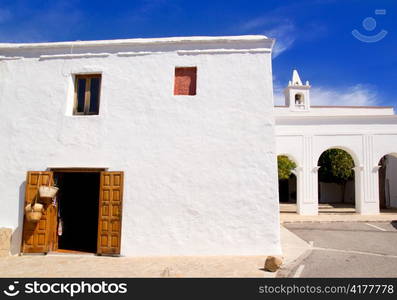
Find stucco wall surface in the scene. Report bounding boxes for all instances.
[0,36,281,256]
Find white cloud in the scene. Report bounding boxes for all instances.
[237,1,327,59]
[238,16,297,58]
[264,22,296,58]
[311,85,379,106]
[274,83,379,106]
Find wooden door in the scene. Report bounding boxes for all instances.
[21,171,56,253]
[97,171,124,255]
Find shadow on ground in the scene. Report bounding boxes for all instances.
[391,221,397,230]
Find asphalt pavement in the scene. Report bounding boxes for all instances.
[281,221,397,277]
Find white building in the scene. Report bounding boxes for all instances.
[0,34,395,258]
[0,35,281,256]
[275,70,397,215]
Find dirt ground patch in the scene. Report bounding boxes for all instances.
[0,255,275,278]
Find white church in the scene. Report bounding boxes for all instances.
[0,34,396,257]
[276,70,397,215]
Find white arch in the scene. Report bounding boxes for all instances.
[316,145,359,168]
[377,152,397,164]
[294,93,304,105]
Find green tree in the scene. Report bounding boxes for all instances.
[318,149,355,202]
[277,155,297,180]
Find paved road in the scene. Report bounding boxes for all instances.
[283,221,397,277]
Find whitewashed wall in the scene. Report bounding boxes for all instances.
[275,116,397,215]
[319,181,354,204]
[0,36,281,256]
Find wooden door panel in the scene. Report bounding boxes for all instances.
[97,171,124,255]
[21,171,55,253]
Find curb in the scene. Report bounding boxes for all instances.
[276,247,313,278]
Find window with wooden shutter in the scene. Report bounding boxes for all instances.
[174,67,197,95]
[74,74,102,115]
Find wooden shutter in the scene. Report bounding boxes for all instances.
[97,171,124,255]
[174,67,197,95]
[21,171,56,253]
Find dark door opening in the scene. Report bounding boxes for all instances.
[278,174,297,203]
[54,172,100,253]
[278,179,289,202]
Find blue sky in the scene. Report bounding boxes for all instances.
[0,0,396,108]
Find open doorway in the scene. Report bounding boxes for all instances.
[318,148,356,213]
[278,173,297,203]
[378,154,397,210]
[277,155,297,213]
[54,172,100,253]
[21,170,124,255]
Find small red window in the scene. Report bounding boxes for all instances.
[174,67,197,96]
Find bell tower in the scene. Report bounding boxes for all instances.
[284,69,311,111]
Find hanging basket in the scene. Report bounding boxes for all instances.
[39,186,59,198]
[25,203,43,222]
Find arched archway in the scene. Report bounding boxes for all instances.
[378,153,397,210]
[295,93,304,105]
[277,155,298,213]
[317,148,356,213]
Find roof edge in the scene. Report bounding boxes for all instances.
[275,105,394,109]
[0,35,274,50]
[276,114,397,120]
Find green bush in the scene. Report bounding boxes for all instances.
[277,155,297,180]
[318,149,354,184]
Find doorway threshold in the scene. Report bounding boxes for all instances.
[47,249,96,256]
